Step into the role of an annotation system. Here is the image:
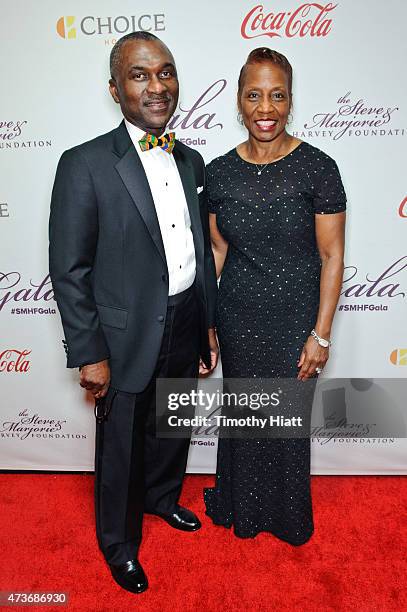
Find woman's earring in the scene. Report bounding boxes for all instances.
[237,112,244,125]
[287,111,293,125]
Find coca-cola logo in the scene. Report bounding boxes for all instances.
[241,2,337,40]
[341,257,407,299]
[0,272,54,313]
[295,92,401,141]
[0,349,31,373]
[399,197,407,218]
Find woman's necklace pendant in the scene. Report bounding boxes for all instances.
[255,163,268,176]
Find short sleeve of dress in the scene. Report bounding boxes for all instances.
[313,155,347,214]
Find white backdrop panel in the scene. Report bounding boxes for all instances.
[1,0,406,473]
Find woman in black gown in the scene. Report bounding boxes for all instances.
[203,48,346,544]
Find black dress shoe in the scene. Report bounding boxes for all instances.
[152,505,201,532]
[109,559,148,594]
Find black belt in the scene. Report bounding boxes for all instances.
[167,283,195,307]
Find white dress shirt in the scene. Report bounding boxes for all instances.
[125,120,196,296]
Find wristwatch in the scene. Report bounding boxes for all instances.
[310,329,331,348]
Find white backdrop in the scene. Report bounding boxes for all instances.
[1,0,406,473]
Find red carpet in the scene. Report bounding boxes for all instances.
[0,474,406,611]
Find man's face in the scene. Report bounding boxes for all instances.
[109,39,179,136]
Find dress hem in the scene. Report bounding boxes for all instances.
[204,510,314,546]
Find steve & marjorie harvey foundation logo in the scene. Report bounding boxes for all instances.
[0,409,87,442]
[0,121,51,151]
[294,92,404,141]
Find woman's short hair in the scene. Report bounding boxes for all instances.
[238,48,293,96]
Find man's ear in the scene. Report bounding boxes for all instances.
[109,78,120,104]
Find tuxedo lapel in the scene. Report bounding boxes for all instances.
[113,122,167,265]
[173,145,204,259]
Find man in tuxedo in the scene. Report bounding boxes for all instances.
[49,31,218,594]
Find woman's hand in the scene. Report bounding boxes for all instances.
[297,336,329,380]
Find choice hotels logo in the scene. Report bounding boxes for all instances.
[56,13,165,40]
[399,197,407,218]
[390,349,407,366]
[56,16,76,39]
[241,2,337,40]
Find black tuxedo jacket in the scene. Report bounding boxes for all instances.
[49,121,217,393]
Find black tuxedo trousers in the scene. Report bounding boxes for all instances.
[95,285,199,565]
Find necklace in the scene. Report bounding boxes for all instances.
[248,136,294,175]
[255,162,271,176]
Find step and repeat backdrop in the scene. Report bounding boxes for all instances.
[1,0,406,473]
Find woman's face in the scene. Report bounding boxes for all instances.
[238,62,291,143]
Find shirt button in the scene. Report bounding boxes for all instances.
[157,315,164,322]
[172,224,175,228]
[161,274,167,282]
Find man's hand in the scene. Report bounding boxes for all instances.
[199,328,219,376]
[79,359,110,398]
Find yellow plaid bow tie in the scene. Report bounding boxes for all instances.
[138,132,176,154]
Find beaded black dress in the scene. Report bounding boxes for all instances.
[203,142,346,544]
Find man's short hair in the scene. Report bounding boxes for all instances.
[110,31,160,79]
